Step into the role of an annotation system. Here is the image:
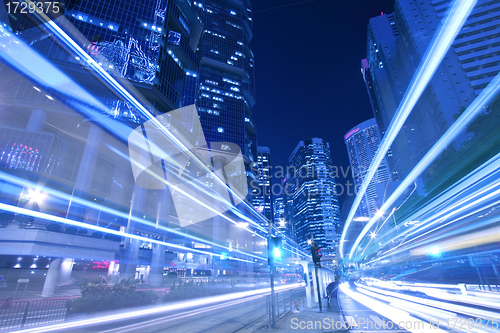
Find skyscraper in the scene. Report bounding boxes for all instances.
[273,196,285,223]
[195,0,257,162]
[0,0,260,291]
[282,174,296,241]
[363,0,491,178]
[361,59,399,181]
[251,146,273,221]
[344,118,392,218]
[288,138,341,250]
[22,0,203,119]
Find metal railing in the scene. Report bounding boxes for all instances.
[0,298,69,331]
[266,288,304,327]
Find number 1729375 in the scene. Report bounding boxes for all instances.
[5,1,61,14]
[446,318,499,330]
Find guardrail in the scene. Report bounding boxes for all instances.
[0,298,69,331]
[265,288,304,327]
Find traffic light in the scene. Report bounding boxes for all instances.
[268,237,282,264]
[311,243,322,267]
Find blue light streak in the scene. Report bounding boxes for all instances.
[349,70,500,261]
[340,0,477,259]
[0,11,309,260]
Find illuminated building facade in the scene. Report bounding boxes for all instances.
[251,146,273,222]
[195,0,257,162]
[344,118,392,218]
[0,0,261,295]
[288,138,341,250]
[364,0,500,178]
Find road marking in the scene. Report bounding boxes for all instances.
[345,316,358,328]
[370,315,387,329]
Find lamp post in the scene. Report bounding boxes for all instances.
[310,234,323,313]
[268,220,276,328]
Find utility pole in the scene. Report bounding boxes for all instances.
[310,234,323,313]
[268,221,276,328]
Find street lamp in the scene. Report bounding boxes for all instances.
[27,188,47,203]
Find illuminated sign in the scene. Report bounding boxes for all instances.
[344,127,359,140]
[92,261,110,270]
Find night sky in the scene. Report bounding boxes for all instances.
[251,0,395,207]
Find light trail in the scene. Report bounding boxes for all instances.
[339,0,477,259]
[340,283,448,333]
[14,284,301,332]
[39,16,279,236]
[348,70,500,261]
[0,170,267,262]
[0,202,255,263]
[0,22,309,259]
[356,282,500,322]
[343,280,500,333]
[99,295,264,333]
[365,158,500,262]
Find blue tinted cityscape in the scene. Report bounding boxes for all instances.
[0,0,499,332]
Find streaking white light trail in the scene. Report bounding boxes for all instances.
[0,22,308,258]
[348,69,500,261]
[0,170,267,262]
[365,154,500,262]
[14,284,300,332]
[100,295,266,333]
[39,18,278,235]
[356,283,500,322]
[339,283,448,333]
[339,0,477,259]
[0,202,255,263]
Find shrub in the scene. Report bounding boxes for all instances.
[77,228,88,235]
[66,278,158,313]
[104,234,122,242]
[64,226,78,234]
[46,223,62,232]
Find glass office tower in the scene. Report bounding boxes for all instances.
[14,0,203,121]
[251,146,273,222]
[344,118,392,218]
[363,0,498,179]
[195,0,257,162]
[288,138,341,250]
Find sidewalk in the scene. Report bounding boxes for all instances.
[251,297,350,333]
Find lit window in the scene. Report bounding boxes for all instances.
[217,127,224,133]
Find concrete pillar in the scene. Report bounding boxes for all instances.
[312,267,319,303]
[108,260,116,282]
[156,188,171,228]
[67,123,103,221]
[58,258,74,285]
[26,109,47,132]
[41,258,62,297]
[120,184,147,280]
[298,261,312,308]
[149,243,164,287]
[319,269,327,298]
[211,156,227,244]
